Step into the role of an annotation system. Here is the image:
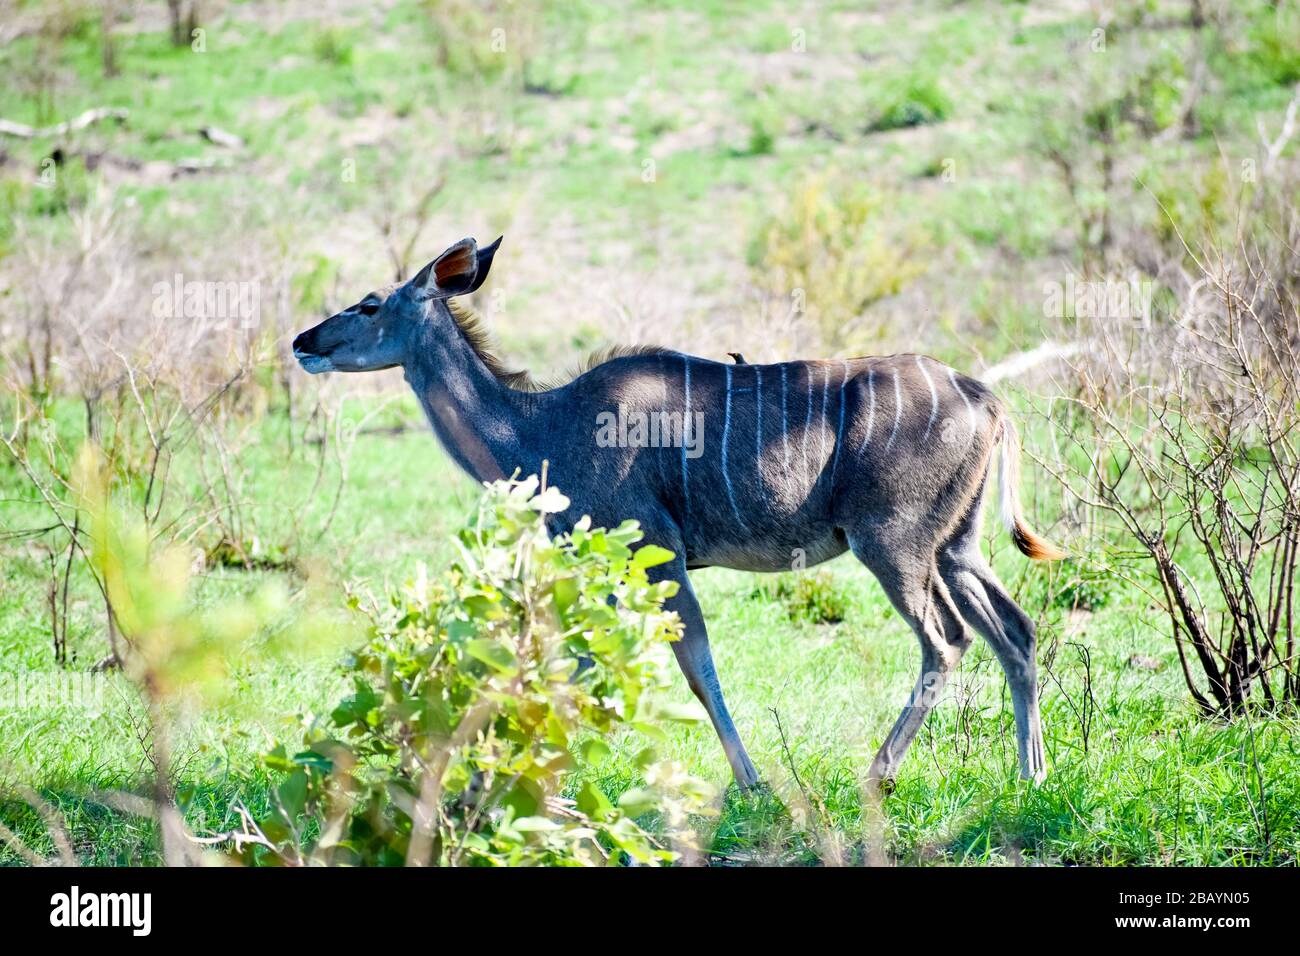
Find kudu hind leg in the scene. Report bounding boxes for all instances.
[869,634,950,792]
[938,547,1046,782]
[851,538,973,791]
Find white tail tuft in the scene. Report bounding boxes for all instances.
[998,428,1019,534]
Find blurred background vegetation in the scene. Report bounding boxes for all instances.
[0,0,1299,865]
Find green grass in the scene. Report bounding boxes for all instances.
[3,402,1300,866]
[2,0,1285,276]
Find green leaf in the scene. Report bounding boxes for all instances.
[290,750,334,772]
[446,618,478,643]
[576,781,615,820]
[553,576,579,613]
[501,777,543,818]
[653,701,706,724]
[330,682,379,727]
[466,637,518,674]
[277,770,308,821]
[631,544,675,570]
[580,737,612,767]
[617,788,658,817]
[631,722,668,743]
[261,743,293,773]
[245,476,716,867]
[513,816,563,832]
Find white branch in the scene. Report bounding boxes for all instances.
[1259,83,1300,176]
[980,341,1084,385]
[0,107,128,140]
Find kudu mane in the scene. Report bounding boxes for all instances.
[447,299,670,393]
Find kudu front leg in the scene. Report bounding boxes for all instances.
[660,562,761,790]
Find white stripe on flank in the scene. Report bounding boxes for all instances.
[948,366,977,434]
[780,364,791,469]
[722,365,749,530]
[802,372,813,476]
[682,358,692,524]
[884,368,903,452]
[860,368,877,449]
[819,365,831,468]
[917,355,939,441]
[830,360,849,482]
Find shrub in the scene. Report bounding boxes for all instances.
[868,75,952,133]
[241,476,715,866]
[1243,4,1300,87]
[756,570,848,625]
[311,27,355,66]
[1045,560,1112,613]
[417,0,555,88]
[1050,174,1300,715]
[743,99,782,156]
[751,169,926,350]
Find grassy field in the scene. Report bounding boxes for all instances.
[4,401,1298,865]
[1,0,1299,865]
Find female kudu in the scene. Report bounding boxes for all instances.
[293,236,1062,791]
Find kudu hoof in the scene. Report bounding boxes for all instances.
[735,778,771,799]
[866,775,896,797]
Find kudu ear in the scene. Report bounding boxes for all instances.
[412,236,502,299]
[467,235,501,293]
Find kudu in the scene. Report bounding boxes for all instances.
[293,236,1062,791]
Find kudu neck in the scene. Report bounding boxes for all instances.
[403,308,538,484]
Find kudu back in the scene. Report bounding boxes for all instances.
[293,236,1062,791]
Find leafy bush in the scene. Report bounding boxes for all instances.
[751,169,926,349]
[1045,560,1112,613]
[742,98,782,156]
[868,75,952,132]
[755,570,848,625]
[311,27,355,67]
[1243,4,1300,87]
[242,477,715,866]
[417,0,556,88]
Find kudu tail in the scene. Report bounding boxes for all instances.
[995,415,1065,561]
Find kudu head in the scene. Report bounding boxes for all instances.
[292,236,500,374]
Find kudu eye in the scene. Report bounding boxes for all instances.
[356,301,380,316]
